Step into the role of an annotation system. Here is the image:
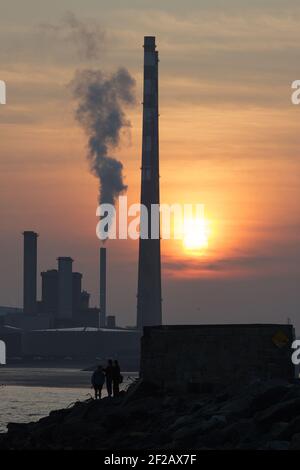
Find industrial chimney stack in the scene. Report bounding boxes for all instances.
[57,257,73,320]
[99,246,107,327]
[23,231,38,314]
[136,36,162,329]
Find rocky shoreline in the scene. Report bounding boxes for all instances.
[1,379,300,450]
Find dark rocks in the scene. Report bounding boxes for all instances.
[289,433,300,450]
[7,423,31,435]
[102,410,130,432]
[1,378,300,450]
[218,419,256,446]
[255,397,300,428]
[269,421,289,440]
[250,384,292,413]
[260,440,290,450]
[274,416,300,440]
[217,396,253,418]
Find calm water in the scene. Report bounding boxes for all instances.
[0,368,137,433]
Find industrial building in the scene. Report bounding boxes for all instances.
[3,233,145,368]
[0,229,141,366]
[1,233,141,366]
[22,327,140,369]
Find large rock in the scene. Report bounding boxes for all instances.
[289,433,300,450]
[269,422,289,440]
[217,396,253,418]
[255,398,300,428]
[275,416,300,440]
[260,440,290,450]
[200,418,258,449]
[250,385,292,414]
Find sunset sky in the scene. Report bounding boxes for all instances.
[1,0,300,330]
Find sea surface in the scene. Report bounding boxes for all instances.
[0,367,137,433]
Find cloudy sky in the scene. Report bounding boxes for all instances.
[1,0,300,330]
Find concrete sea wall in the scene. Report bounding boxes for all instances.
[140,324,295,391]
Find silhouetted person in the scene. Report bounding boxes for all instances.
[112,360,122,397]
[91,365,105,400]
[104,359,114,398]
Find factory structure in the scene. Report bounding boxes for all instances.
[17,232,116,331]
[0,36,162,369]
[0,231,140,368]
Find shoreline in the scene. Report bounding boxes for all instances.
[0,367,138,388]
[2,378,300,450]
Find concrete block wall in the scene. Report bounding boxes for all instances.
[140,324,295,391]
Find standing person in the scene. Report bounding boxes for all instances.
[104,359,114,398]
[112,360,122,397]
[91,365,105,400]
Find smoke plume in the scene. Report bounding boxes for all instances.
[44,12,137,208]
[62,11,105,60]
[40,11,105,60]
[70,67,136,206]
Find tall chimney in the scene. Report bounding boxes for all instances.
[99,247,107,327]
[136,36,162,329]
[57,257,73,320]
[72,272,83,315]
[41,269,58,315]
[23,231,38,314]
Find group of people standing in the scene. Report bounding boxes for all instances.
[91,359,122,399]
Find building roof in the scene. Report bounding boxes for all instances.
[0,306,22,316]
[33,327,138,333]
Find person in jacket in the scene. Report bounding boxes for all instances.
[91,365,105,400]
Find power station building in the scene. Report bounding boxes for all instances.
[1,229,140,367]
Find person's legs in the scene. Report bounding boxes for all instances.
[106,379,112,397]
[113,380,119,397]
[94,387,98,399]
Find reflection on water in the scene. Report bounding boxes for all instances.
[0,385,93,432]
[0,368,137,433]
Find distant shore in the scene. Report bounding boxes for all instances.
[0,366,138,388]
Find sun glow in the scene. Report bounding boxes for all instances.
[182,216,210,253]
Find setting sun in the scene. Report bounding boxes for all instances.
[182,216,210,253]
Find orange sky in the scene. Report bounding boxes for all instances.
[1,0,300,328]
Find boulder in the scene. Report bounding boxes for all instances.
[260,440,290,450]
[250,385,292,413]
[269,422,289,440]
[275,416,300,440]
[217,396,253,418]
[289,433,300,450]
[255,398,300,428]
